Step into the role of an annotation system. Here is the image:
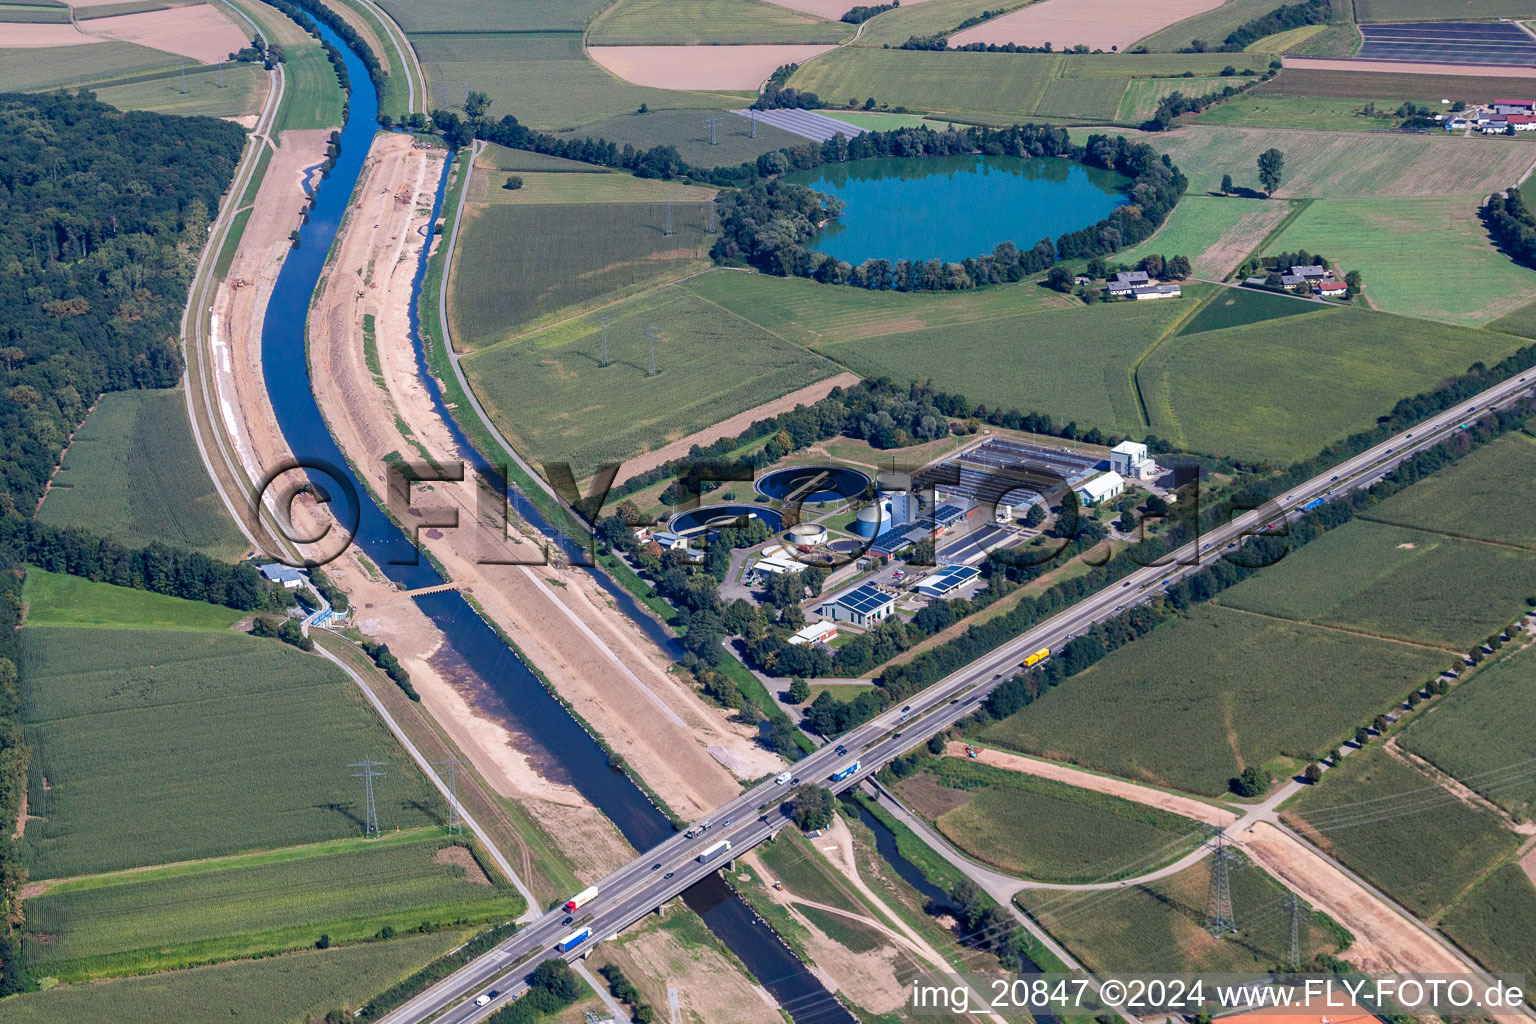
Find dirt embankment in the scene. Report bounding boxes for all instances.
[307,133,784,828]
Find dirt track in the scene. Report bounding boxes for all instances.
[307,134,786,829]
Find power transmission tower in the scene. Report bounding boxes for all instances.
[217,62,226,88]
[645,325,658,377]
[434,758,469,834]
[703,115,723,145]
[1204,826,1236,934]
[664,200,673,236]
[1288,892,1301,970]
[749,109,758,138]
[598,316,614,367]
[178,61,189,95]
[707,197,717,234]
[350,758,387,838]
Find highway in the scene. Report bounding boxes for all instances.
[378,366,1536,1024]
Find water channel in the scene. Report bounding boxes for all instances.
[257,23,852,1023]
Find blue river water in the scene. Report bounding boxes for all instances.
[785,154,1128,265]
[258,24,852,1023]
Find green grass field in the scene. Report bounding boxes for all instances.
[588,0,850,44]
[379,0,607,32]
[1401,648,1536,821]
[0,41,181,92]
[1142,125,1535,198]
[1034,76,1130,122]
[897,759,1204,883]
[1177,286,1320,334]
[1364,432,1536,547]
[450,200,714,345]
[461,284,841,473]
[23,832,519,981]
[567,108,809,169]
[20,627,440,879]
[0,929,466,1024]
[1439,863,1536,982]
[470,169,717,204]
[21,570,247,632]
[1139,305,1528,462]
[1261,195,1536,325]
[0,5,70,22]
[37,388,249,561]
[274,43,346,131]
[1214,519,1536,650]
[1355,0,1536,19]
[1017,855,1343,973]
[1196,93,1411,131]
[1286,23,1361,56]
[1244,24,1327,52]
[412,32,741,130]
[1116,77,1228,122]
[1117,196,1291,278]
[1134,0,1295,52]
[1286,745,1520,918]
[981,604,1447,796]
[90,62,266,118]
[475,143,609,172]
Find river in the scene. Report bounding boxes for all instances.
[257,22,852,1023]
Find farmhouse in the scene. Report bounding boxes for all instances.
[1132,283,1181,300]
[1074,470,1125,506]
[1317,280,1348,297]
[1508,114,1536,131]
[1494,100,1533,115]
[1482,118,1510,134]
[818,583,896,627]
[1290,265,1331,281]
[1106,270,1150,296]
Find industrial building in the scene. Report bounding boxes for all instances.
[259,564,306,589]
[1074,471,1125,506]
[915,564,980,598]
[753,543,809,575]
[1110,440,1153,481]
[788,620,840,646]
[818,583,896,627]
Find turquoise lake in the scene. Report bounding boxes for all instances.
[784,154,1129,265]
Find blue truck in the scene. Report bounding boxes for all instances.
[831,761,861,783]
[557,927,592,953]
[1297,497,1325,512]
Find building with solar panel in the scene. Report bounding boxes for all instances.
[817,583,896,627]
[915,564,980,599]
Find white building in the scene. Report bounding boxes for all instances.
[1110,440,1153,481]
[1074,470,1125,507]
[788,621,840,646]
[1131,283,1181,300]
[753,543,808,575]
[818,583,895,628]
[259,564,306,589]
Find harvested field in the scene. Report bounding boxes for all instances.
[980,604,1447,796]
[82,4,246,63]
[1262,195,1536,324]
[1260,66,1536,100]
[1285,745,1520,918]
[950,0,1224,53]
[587,43,838,91]
[1283,55,1536,77]
[1117,196,1290,278]
[1401,647,1536,821]
[1143,124,1536,197]
[1363,432,1536,548]
[0,21,89,42]
[588,0,850,45]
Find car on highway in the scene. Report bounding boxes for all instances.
[664,871,674,879]
[652,863,661,870]
[835,745,847,756]
[893,731,902,739]
[950,698,960,704]
[1116,604,1124,611]
[722,817,733,826]
[476,993,492,1007]
[901,705,911,713]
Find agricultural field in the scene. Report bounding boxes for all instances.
[1214,518,1536,650]
[1354,0,1536,20]
[1492,296,1536,338]
[1017,855,1345,973]
[1260,67,1536,103]
[90,61,266,118]
[1244,24,1326,52]
[376,0,607,32]
[1034,76,1132,121]
[0,40,179,91]
[1141,125,1535,198]
[474,144,608,172]
[849,0,1032,48]
[411,32,741,130]
[1133,0,1295,52]
[1196,93,1411,130]
[23,833,519,981]
[450,200,714,346]
[21,570,246,632]
[469,170,717,205]
[1176,286,1320,334]
[569,108,807,168]
[461,284,842,472]
[895,759,1205,883]
[37,389,248,561]
[19,627,440,879]
[0,930,467,1024]
[980,604,1447,796]
[1115,76,1227,122]
[1363,432,1536,548]
[587,0,851,45]
[1117,196,1291,278]
[275,43,347,131]
[1139,305,1529,463]
[1438,863,1536,982]
[1400,647,1536,821]
[1261,196,1536,324]
[1285,745,1520,918]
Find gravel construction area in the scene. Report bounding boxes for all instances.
[1358,21,1536,67]
[949,0,1224,53]
[587,43,839,90]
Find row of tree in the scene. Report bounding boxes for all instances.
[1486,187,1536,269]
[1186,0,1330,52]
[0,558,27,995]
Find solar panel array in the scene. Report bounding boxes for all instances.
[918,563,980,595]
[832,583,894,615]
[915,437,1101,508]
[731,109,869,143]
[1357,22,1536,66]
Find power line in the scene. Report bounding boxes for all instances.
[663,200,673,236]
[598,316,613,367]
[178,60,189,95]
[750,108,758,138]
[703,115,723,145]
[1204,825,1236,934]
[645,324,658,377]
[1288,891,1301,970]
[434,758,469,834]
[350,758,387,838]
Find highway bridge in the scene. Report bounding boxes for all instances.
[379,366,1536,1024]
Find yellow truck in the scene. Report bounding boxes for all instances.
[1022,647,1050,669]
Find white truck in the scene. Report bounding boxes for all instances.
[697,839,733,864]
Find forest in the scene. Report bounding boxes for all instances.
[0,92,244,522]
